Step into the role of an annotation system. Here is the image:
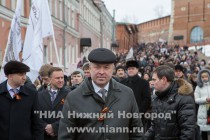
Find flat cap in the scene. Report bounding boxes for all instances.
[126,60,139,69]
[4,61,30,75]
[88,48,116,64]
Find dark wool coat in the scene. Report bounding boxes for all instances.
[145,80,196,140]
[121,74,151,113]
[58,78,145,140]
[0,81,44,140]
[38,87,70,140]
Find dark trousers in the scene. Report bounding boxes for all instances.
[201,131,208,140]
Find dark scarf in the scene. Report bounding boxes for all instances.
[127,74,139,83]
[155,82,173,99]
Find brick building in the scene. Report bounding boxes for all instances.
[115,23,138,51]
[138,16,170,44]
[169,0,210,47]
[0,0,114,70]
[115,0,210,50]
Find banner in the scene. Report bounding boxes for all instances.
[126,47,134,61]
[22,0,54,83]
[0,0,22,83]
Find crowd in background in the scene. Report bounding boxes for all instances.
[31,42,210,140]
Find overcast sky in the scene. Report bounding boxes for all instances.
[102,0,171,23]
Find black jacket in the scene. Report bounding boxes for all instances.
[121,74,151,113]
[0,81,44,140]
[38,87,70,140]
[145,81,196,140]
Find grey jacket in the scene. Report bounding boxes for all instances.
[58,78,144,140]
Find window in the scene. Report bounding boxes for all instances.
[48,0,52,13]
[72,10,75,28]
[50,41,53,62]
[75,44,78,61]
[68,4,71,25]
[71,46,75,63]
[43,45,47,64]
[21,0,24,16]
[65,47,67,67]
[1,0,6,6]
[59,47,62,65]
[11,0,16,11]
[207,3,210,8]
[54,0,57,18]
[84,7,86,20]
[59,0,63,21]
[190,26,204,43]
[69,45,71,63]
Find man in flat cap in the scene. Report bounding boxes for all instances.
[121,60,151,132]
[58,48,144,140]
[0,61,43,140]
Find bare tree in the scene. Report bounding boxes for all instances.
[120,15,139,24]
[121,15,130,23]
[154,5,165,18]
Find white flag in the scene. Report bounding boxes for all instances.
[0,0,22,83]
[22,0,54,83]
[126,47,134,60]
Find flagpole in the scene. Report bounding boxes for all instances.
[0,31,11,82]
[2,30,11,61]
[52,35,61,67]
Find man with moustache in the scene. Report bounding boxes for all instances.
[115,65,127,82]
[38,67,70,140]
[0,61,43,140]
[58,48,144,140]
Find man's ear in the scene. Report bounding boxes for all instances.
[162,76,167,83]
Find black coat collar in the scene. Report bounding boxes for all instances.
[0,80,29,96]
[155,82,178,103]
[127,74,140,82]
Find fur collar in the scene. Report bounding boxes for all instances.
[176,78,193,95]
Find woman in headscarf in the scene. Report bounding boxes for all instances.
[194,69,210,140]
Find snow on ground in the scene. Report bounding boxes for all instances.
[189,45,210,57]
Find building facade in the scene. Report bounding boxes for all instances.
[169,0,210,46]
[0,0,114,71]
[115,23,138,51]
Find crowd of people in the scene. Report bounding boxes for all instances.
[0,42,210,140]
